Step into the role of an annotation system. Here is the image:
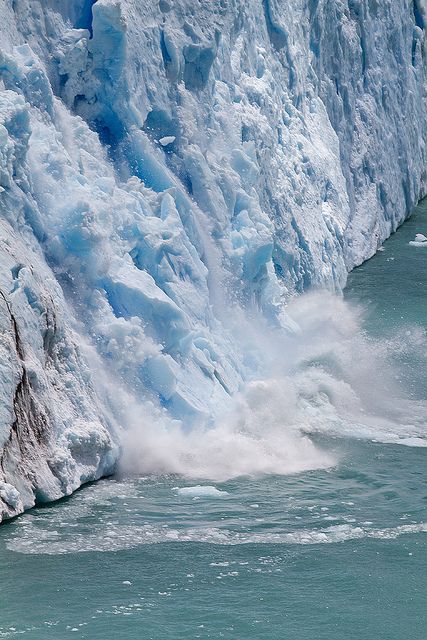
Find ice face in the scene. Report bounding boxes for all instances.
[0,0,426,519]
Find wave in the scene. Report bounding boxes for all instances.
[7,520,426,555]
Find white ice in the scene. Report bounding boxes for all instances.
[409,233,427,246]
[0,0,427,518]
[175,486,229,497]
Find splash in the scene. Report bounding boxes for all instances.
[117,291,427,481]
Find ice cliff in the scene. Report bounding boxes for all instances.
[0,0,426,520]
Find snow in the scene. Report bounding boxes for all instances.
[0,0,426,519]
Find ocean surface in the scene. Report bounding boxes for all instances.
[1,201,426,639]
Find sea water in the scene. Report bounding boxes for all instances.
[0,201,426,639]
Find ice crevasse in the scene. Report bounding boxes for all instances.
[0,0,427,519]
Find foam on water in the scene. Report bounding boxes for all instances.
[6,519,427,555]
[4,430,426,557]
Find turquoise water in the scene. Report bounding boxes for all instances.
[1,202,427,639]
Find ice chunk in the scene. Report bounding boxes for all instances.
[409,233,427,246]
[159,136,176,146]
[175,486,229,497]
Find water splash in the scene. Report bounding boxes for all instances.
[118,291,427,481]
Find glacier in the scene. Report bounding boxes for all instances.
[0,0,427,520]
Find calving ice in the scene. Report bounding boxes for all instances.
[0,0,427,520]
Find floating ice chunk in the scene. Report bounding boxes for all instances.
[409,233,427,246]
[159,136,176,146]
[175,485,229,497]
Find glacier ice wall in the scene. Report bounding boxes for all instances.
[0,0,426,519]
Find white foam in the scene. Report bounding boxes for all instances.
[120,292,427,482]
[7,521,427,555]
